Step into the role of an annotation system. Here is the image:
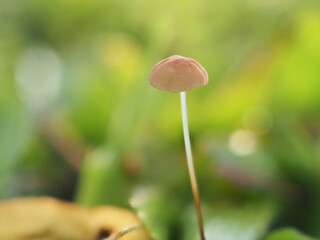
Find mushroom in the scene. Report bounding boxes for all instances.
[149,55,208,240]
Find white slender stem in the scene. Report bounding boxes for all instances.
[180,92,206,240]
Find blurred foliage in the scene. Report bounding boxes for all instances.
[183,198,277,240]
[1,0,320,239]
[131,187,179,240]
[264,229,319,240]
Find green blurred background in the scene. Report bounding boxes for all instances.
[1,0,320,239]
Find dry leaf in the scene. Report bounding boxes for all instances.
[0,197,151,240]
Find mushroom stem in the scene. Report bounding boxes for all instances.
[180,91,206,240]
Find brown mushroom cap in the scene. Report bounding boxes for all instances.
[149,55,208,93]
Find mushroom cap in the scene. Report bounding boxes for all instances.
[149,55,208,93]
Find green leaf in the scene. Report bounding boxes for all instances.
[0,101,32,197]
[183,199,277,240]
[75,148,130,207]
[264,228,319,240]
[130,187,179,240]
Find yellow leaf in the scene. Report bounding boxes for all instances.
[0,197,151,240]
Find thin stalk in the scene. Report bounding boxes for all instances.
[103,222,143,240]
[180,91,206,240]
